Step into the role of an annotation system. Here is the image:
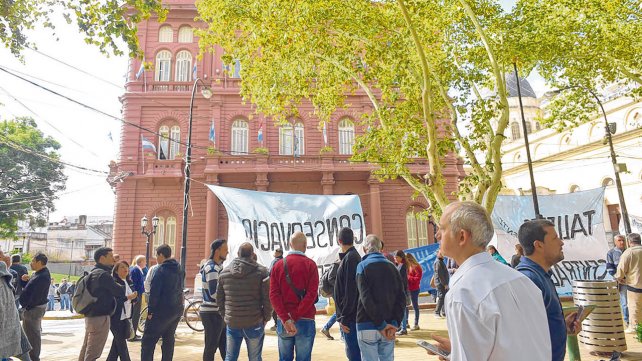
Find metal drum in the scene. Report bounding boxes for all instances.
[572,280,627,353]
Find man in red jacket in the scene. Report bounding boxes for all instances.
[269,231,319,361]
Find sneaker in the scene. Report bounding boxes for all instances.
[411,325,420,331]
[396,330,407,336]
[320,328,334,340]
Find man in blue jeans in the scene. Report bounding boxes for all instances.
[333,227,362,360]
[356,234,406,360]
[217,242,272,361]
[606,235,629,325]
[269,232,319,361]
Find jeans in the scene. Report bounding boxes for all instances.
[60,294,71,311]
[47,295,55,311]
[435,286,447,316]
[409,289,420,326]
[276,319,315,361]
[357,329,394,360]
[619,284,629,324]
[323,313,336,331]
[225,323,265,361]
[340,321,361,361]
[23,305,46,361]
[201,311,226,361]
[141,309,182,361]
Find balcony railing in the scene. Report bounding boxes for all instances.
[144,158,184,177]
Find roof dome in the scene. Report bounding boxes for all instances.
[506,75,537,98]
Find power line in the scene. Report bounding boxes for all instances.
[0,183,105,207]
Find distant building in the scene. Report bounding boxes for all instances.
[499,80,642,237]
[0,220,47,255]
[109,0,464,284]
[42,215,113,261]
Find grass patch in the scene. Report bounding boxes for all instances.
[49,273,81,283]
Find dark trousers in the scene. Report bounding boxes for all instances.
[107,318,131,361]
[409,289,420,326]
[130,295,142,337]
[340,321,361,361]
[435,286,447,316]
[23,305,46,361]
[272,310,277,325]
[200,311,226,361]
[141,309,182,361]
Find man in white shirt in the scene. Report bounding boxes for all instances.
[429,201,551,361]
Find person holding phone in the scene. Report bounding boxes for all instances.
[516,219,582,361]
[429,202,551,361]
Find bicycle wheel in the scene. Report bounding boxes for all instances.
[184,299,204,332]
[138,306,148,333]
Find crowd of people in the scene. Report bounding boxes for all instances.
[0,200,640,361]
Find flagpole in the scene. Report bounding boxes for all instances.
[141,134,145,174]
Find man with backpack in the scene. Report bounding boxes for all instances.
[77,247,129,361]
[319,261,339,340]
[334,227,362,361]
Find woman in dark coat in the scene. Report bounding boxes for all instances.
[394,250,409,335]
[107,261,137,361]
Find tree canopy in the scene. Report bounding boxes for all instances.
[0,117,66,238]
[196,0,523,214]
[0,0,167,58]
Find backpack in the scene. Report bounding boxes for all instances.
[72,270,99,314]
[319,262,339,298]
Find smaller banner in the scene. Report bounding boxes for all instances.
[491,188,609,296]
[404,243,440,293]
[620,214,642,234]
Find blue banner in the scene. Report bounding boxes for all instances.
[404,243,440,293]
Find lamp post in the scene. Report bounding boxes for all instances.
[513,63,542,219]
[141,215,159,266]
[180,78,213,273]
[547,86,631,234]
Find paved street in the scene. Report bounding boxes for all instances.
[37,311,642,360]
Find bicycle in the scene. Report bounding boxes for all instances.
[138,289,204,333]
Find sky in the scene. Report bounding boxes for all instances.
[0,2,547,223]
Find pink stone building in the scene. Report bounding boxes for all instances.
[110,1,464,284]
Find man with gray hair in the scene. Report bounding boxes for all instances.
[355,234,405,360]
[615,233,642,334]
[428,201,551,361]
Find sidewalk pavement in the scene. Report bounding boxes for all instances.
[37,310,642,360]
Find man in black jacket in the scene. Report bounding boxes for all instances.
[355,234,406,360]
[432,249,449,317]
[334,227,362,361]
[141,244,185,361]
[78,247,125,361]
[19,252,51,361]
[10,254,28,298]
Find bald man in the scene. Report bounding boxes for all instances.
[269,232,319,361]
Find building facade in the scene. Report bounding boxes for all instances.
[500,80,642,238]
[110,1,463,282]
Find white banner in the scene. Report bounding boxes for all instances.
[620,214,642,234]
[207,185,366,274]
[491,188,609,295]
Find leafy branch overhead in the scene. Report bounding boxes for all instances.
[0,117,67,238]
[196,0,524,214]
[0,0,167,58]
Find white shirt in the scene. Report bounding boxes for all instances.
[445,252,551,361]
[121,281,133,320]
[144,264,159,294]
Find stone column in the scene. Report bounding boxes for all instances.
[321,172,335,195]
[204,174,219,255]
[368,175,383,236]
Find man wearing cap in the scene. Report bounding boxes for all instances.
[200,239,228,361]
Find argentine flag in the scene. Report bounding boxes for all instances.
[141,135,156,153]
[209,120,216,144]
[136,62,145,80]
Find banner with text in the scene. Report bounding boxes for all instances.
[207,185,366,276]
[491,188,608,296]
[404,243,441,293]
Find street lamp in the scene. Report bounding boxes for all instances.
[141,215,159,266]
[180,77,213,273]
[546,86,632,234]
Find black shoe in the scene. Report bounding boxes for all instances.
[320,328,334,340]
[128,335,142,342]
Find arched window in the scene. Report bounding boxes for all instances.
[338,118,355,155]
[158,124,181,160]
[158,25,173,43]
[155,50,172,81]
[279,122,305,156]
[153,213,177,247]
[602,177,614,187]
[511,122,521,140]
[231,120,249,155]
[178,26,193,43]
[406,207,429,248]
[175,51,192,82]
[525,121,532,134]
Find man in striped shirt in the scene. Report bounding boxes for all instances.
[200,239,228,361]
